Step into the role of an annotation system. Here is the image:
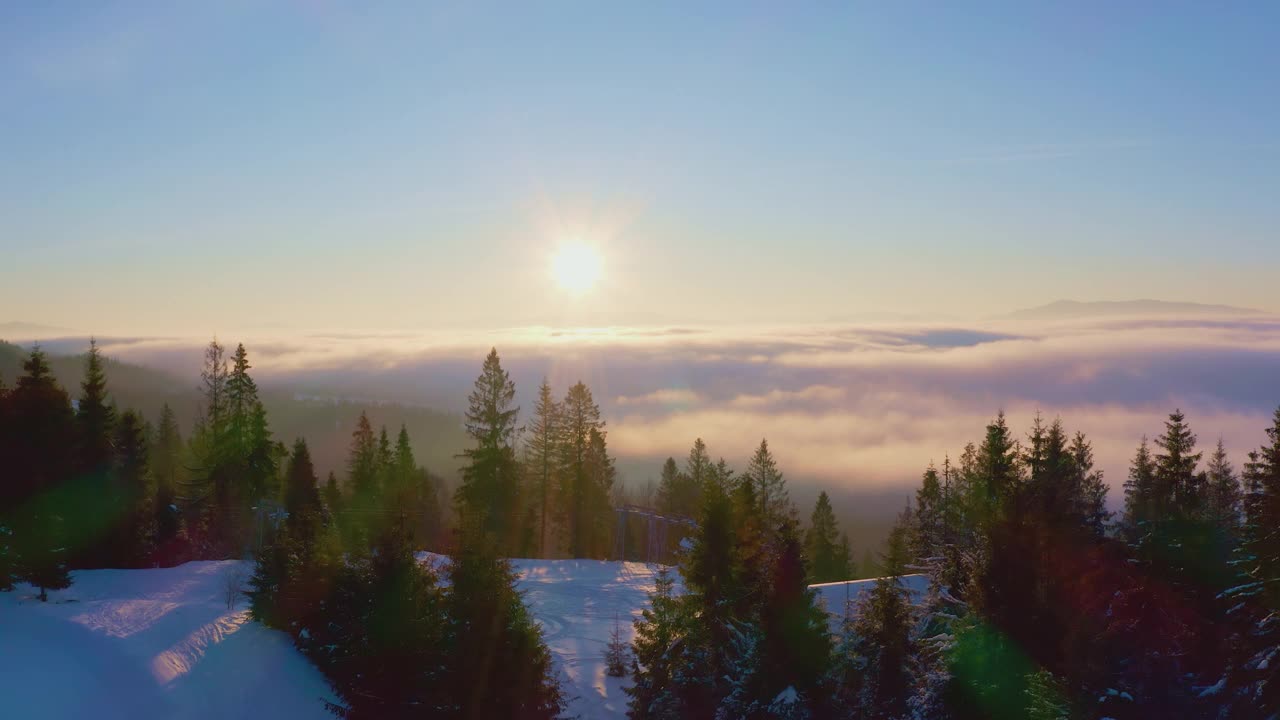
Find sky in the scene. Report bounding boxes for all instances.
[3,2,1279,335]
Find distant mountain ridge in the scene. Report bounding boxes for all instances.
[1000,299,1268,322]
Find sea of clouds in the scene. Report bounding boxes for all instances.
[69,311,1280,498]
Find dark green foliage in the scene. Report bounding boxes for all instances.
[522,379,560,557]
[838,512,916,719]
[443,531,564,719]
[455,348,521,552]
[806,490,853,583]
[559,381,614,558]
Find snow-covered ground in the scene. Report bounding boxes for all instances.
[0,561,336,720]
[809,574,930,623]
[0,560,918,719]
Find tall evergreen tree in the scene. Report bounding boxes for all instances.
[456,348,521,551]
[151,403,184,559]
[7,347,75,599]
[806,491,851,583]
[1122,437,1157,542]
[743,439,791,532]
[1069,431,1110,536]
[1205,438,1242,536]
[444,530,563,719]
[559,381,610,558]
[523,379,561,557]
[111,410,154,567]
[73,338,118,567]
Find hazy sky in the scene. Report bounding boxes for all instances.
[3,3,1278,334]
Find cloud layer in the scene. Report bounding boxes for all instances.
[72,312,1280,500]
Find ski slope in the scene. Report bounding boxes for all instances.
[0,559,911,719]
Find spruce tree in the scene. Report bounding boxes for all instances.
[806,491,847,583]
[456,349,521,551]
[627,568,686,719]
[1069,431,1110,536]
[444,529,563,719]
[560,381,610,558]
[8,347,75,599]
[73,339,118,567]
[841,511,916,719]
[1122,437,1157,544]
[1205,438,1242,536]
[655,457,681,514]
[112,410,154,567]
[744,438,791,533]
[523,379,560,557]
[151,403,184,560]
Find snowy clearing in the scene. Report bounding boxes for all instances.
[1,559,910,719]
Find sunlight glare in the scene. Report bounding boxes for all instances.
[552,242,603,295]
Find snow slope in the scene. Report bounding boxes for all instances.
[0,561,336,720]
[1,559,911,719]
[810,574,930,625]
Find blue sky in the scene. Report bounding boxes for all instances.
[2,2,1278,334]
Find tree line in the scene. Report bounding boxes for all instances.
[622,408,1280,719]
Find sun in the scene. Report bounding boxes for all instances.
[551,242,602,295]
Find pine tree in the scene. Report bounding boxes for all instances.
[1223,407,1280,717]
[523,379,561,557]
[75,338,116,475]
[1205,438,1242,536]
[1154,409,1204,519]
[627,568,686,719]
[345,411,379,542]
[1069,431,1110,536]
[151,403,184,560]
[560,381,610,558]
[605,613,631,677]
[806,491,848,583]
[444,530,563,719]
[456,349,521,551]
[112,410,154,567]
[1122,437,1157,543]
[282,439,323,543]
[322,471,342,517]
[842,510,916,719]
[752,519,833,716]
[8,347,75,600]
[655,457,682,514]
[913,464,945,562]
[72,338,118,567]
[744,439,791,533]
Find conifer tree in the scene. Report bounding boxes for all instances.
[627,568,686,719]
[8,347,75,599]
[1122,437,1157,543]
[744,438,790,532]
[345,411,379,541]
[444,529,563,718]
[73,339,118,567]
[560,381,610,558]
[322,471,342,517]
[913,464,945,562]
[75,338,116,477]
[151,403,184,557]
[456,348,521,552]
[839,510,916,719]
[655,457,682,514]
[1205,438,1242,535]
[806,491,850,583]
[1069,431,1110,536]
[523,379,560,557]
[112,410,154,567]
